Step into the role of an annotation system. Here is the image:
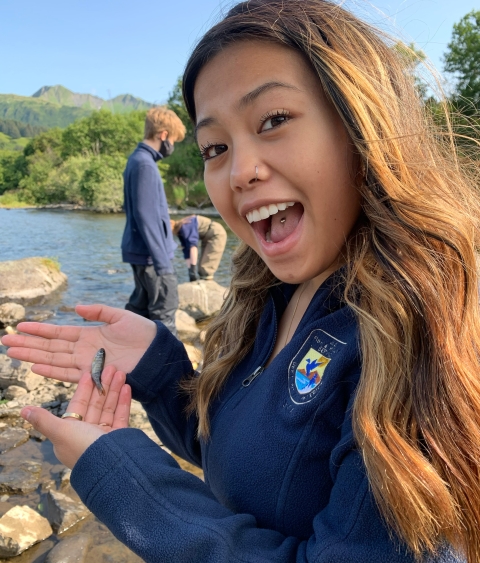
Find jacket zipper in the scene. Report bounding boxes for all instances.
[204,295,280,474]
[210,295,279,426]
[241,296,279,388]
[242,366,265,387]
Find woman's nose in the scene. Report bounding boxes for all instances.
[229,153,259,193]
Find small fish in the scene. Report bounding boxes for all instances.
[91,348,105,395]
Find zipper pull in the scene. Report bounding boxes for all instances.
[242,366,264,387]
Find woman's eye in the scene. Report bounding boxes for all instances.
[200,143,228,161]
[260,111,290,132]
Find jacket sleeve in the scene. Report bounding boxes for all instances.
[125,321,201,467]
[178,220,199,260]
[130,163,173,275]
[70,397,462,563]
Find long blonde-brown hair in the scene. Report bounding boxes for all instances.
[182,1,480,560]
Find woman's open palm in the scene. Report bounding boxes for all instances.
[1,304,157,383]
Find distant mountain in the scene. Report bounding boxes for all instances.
[0,85,155,129]
[32,85,154,113]
[32,85,105,110]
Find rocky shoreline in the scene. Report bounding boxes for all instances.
[0,203,221,217]
[0,257,226,562]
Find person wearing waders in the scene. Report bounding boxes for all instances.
[171,215,227,281]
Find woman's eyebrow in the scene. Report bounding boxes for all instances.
[195,81,300,140]
[237,81,300,109]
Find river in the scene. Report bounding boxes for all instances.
[0,208,237,325]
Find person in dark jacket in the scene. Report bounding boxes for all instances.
[171,215,227,281]
[4,2,480,562]
[121,106,186,334]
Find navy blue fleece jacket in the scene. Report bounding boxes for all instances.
[121,142,176,274]
[71,275,464,563]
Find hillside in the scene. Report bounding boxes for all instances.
[0,86,154,129]
[0,94,94,128]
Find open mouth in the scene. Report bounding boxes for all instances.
[246,201,304,244]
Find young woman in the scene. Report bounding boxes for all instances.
[3,1,480,562]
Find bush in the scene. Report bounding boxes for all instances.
[18,149,62,203]
[79,153,126,212]
[0,191,30,207]
[0,150,26,194]
[46,155,91,204]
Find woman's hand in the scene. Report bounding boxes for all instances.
[21,366,132,469]
[1,304,157,383]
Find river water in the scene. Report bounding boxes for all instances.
[0,208,238,325]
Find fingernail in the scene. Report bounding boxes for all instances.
[21,408,32,421]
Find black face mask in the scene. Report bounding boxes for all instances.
[159,139,174,158]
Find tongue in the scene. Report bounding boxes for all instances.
[269,203,303,243]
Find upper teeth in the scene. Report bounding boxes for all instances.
[246,202,295,224]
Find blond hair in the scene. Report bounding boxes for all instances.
[182,1,480,561]
[144,106,186,142]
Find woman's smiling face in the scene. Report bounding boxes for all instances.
[194,41,361,284]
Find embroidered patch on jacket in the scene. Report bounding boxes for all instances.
[288,329,346,404]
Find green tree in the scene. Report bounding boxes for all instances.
[166,78,207,206]
[79,153,126,212]
[18,150,63,203]
[0,151,26,194]
[61,110,145,159]
[443,10,480,112]
[46,156,91,204]
[23,128,63,158]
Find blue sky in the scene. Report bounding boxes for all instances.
[0,0,477,103]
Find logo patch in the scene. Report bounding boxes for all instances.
[288,329,346,404]
[295,349,330,394]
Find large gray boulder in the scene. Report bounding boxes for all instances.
[0,505,52,557]
[175,309,200,342]
[178,280,227,320]
[0,257,67,305]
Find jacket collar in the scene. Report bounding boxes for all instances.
[137,142,163,162]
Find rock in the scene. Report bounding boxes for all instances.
[4,385,27,400]
[0,460,42,493]
[178,280,227,320]
[45,534,92,563]
[0,303,25,328]
[59,468,72,488]
[40,480,56,493]
[175,310,200,342]
[46,490,90,533]
[0,354,44,391]
[26,310,54,322]
[0,505,52,557]
[29,428,47,441]
[0,427,29,454]
[0,257,67,305]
